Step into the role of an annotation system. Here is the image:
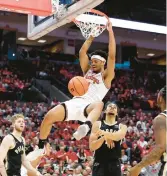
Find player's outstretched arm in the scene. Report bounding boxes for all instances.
[79,36,94,74]
[103,124,127,141]
[0,135,12,176]
[128,114,166,176]
[104,21,116,84]
[89,121,105,151]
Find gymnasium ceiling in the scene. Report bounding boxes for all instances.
[96,0,166,26]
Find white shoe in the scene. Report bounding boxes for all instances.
[73,124,89,140]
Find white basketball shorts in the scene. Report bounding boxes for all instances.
[63,97,90,122]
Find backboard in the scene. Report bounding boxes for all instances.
[27,0,104,40]
[0,0,54,16]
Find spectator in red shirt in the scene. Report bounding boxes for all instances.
[66,147,78,163]
[56,146,66,162]
[61,128,71,141]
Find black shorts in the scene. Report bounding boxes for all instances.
[159,162,167,176]
[92,160,122,176]
[7,171,21,176]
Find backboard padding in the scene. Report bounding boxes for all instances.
[28,0,104,40]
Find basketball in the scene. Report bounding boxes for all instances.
[68,76,89,96]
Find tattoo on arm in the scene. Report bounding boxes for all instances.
[138,146,164,168]
[137,116,166,168]
[85,37,94,48]
[81,36,94,51]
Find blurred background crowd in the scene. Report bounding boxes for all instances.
[0,0,166,174]
[0,50,165,175]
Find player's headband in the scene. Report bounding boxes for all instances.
[91,55,106,63]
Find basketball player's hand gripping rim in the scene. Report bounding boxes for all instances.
[107,20,113,32]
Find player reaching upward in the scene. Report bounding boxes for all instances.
[0,114,40,176]
[128,86,166,176]
[38,21,116,150]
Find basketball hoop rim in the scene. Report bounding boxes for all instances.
[72,9,109,26]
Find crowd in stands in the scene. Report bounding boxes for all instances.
[0,97,162,175]
[45,62,165,111]
[0,58,31,93]
[0,53,165,175]
[0,68,28,92]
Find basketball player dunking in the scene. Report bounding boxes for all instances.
[89,102,127,176]
[128,86,166,176]
[0,114,40,176]
[38,21,116,150]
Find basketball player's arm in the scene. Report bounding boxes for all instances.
[0,135,12,176]
[135,115,166,169]
[104,21,116,83]
[79,36,94,74]
[89,121,105,151]
[103,124,127,141]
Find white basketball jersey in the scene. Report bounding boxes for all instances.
[160,110,167,118]
[81,69,110,103]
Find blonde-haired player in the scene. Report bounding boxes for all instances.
[0,114,41,176]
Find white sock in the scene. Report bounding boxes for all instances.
[84,124,90,133]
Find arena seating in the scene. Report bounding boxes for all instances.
[0,49,165,175]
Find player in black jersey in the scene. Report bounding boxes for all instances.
[128,86,166,176]
[0,114,40,176]
[89,102,127,176]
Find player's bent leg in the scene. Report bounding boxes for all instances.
[39,104,65,148]
[86,101,104,123]
[73,101,104,140]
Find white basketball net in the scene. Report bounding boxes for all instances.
[75,21,106,39]
[74,12,108,39]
